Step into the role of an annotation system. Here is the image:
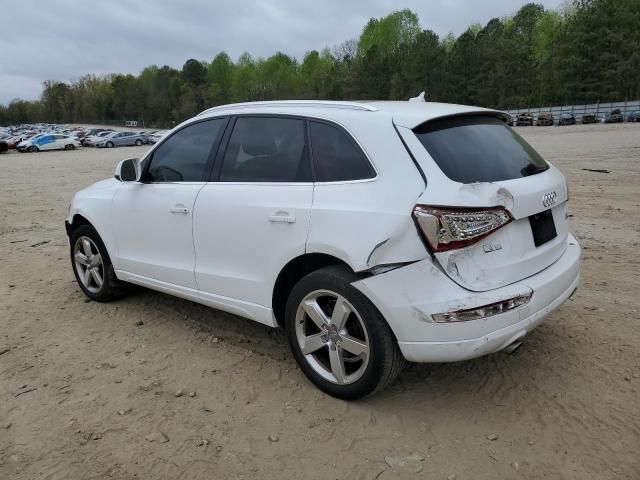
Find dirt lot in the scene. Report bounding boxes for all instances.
[1,124,639,480]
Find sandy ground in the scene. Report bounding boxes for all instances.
[1,124,639,480]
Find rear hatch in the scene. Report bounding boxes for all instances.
[404,114,569,292]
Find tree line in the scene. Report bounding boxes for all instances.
[1,0,638,127]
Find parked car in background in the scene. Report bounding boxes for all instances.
[604,109,623,123]
[516,112,534,126]
[16,134,44,151]
[66,99,580,399]
[558,113,576,125]
[536,112,554,126]
[505,114,514,127]
[6,134,30,149]
[96,131,147,148]
[581,113,598,124]
[17,134,80,152]
[136,131,150,143]
[0,140,8,154]
[84,131,114,146]
[627,110,640,122]
[148,130,169,144]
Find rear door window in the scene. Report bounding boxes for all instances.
[219,117,310,182]
[413,115,549,183]
[309,121,375,182]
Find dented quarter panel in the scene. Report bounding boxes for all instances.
[306,115,428,271]
[352,234,581,359]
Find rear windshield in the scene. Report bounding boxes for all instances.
[413,115,549,183]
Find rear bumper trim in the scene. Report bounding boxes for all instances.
[398,272,579,362]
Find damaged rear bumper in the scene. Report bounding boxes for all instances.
[352,234,581,363]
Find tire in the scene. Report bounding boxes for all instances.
[135,139,143,146]
[285,265,405,400]
[28,146,38,153]
[106,141,114,148]
[64,144,75,150]
[70,225,126,302]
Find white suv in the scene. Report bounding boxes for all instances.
[66,100,581,399]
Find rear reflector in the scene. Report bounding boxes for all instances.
[412,205,512,252]
[432,292,532,323]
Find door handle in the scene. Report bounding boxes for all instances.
[268,212,296,224]
[170,204,190,214]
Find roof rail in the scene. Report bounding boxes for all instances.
[198,100,378,116]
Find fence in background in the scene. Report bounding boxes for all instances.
[505,100,640,123]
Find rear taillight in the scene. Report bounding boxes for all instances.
[412,205,512,252]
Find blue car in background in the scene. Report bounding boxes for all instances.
[627,110,640,122]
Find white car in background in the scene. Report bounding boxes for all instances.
[148,130,169,144]
[17,133,80,152]
[65,99,581,399]
[83,131,114,147]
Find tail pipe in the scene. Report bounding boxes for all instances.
[502,340,523,355]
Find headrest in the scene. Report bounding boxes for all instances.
[241,128,277,156]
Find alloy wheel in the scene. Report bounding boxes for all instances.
[73,236,104,294]
[295,290,370,385]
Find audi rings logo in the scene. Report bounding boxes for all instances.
[542,191,558,208]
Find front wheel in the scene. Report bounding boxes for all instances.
[135,139,143,146]
[106,141,114,148]
[28,146,38,152]
[64,144,75,150]
[285,265,404,400]
[70,225,126,302]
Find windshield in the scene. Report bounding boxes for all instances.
[413,115,549,183]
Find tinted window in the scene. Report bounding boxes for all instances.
[146,119,223,182]
[309,122,375,182]
[413,115,549,183]
[220,117,309,182]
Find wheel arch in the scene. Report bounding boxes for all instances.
[66,213,116,264]
[272,253,366,327]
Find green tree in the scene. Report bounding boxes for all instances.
[207,52,234,106]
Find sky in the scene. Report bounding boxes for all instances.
[1,0,562,104]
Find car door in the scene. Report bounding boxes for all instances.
[54,135,67,149]
[111,117,227,294]
[38,135,55,150]
[193,116,313,324]
[123,133,136,146]
[114,133,128,146]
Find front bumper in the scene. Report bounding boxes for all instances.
[353,234,581,363]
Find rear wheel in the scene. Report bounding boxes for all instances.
[70,225,126,302]
[285,265,404,400]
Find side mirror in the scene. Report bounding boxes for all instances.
[114,158,141,182]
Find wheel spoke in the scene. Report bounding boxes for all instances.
[91,253,102,267]
[83,267,92,286]
[75,252,89,266]
[81,238,93,256]
[301,333,326,355]
[330,296,351,330]
[303,299,329,329]
[90,268,103,288]
[329,347,346,384]
[340,335,369,357]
